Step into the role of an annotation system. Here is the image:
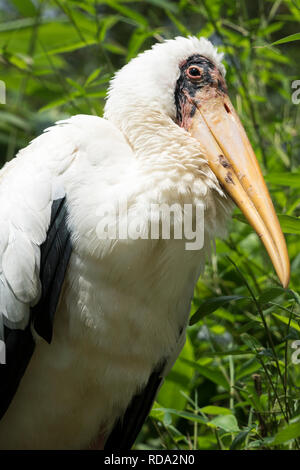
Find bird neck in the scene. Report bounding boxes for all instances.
[109,106,207,170]
[104,108,232,243]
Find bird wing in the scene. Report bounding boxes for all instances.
[0,114,132,426]
[0,118,82,419]
[0,168,72,420]
[0,114,187,448]
[104,327,186,450]
[0,195,71,420]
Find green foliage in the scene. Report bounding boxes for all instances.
[0,0,300,450]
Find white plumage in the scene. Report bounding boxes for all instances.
[0,36,287,449]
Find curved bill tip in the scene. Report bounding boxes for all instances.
[188,94,290,288]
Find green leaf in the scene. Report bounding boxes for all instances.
[257,22,284,37]
[0,111,31,131]
[98,15,120,42]
[234,213,300,235]
[66,78,85,94]
[248,437,274,448]
[157,336,194,411]
[230,430,251,449]
[0,17,48,32]
[85,68,102,87]
[287,198,300,215]
[68,0,96,15]
[272,419,300,444]
[163,412,172,426]
[190,295,245,325]
[36,38,98,57]
[271,33,300,46]
[11,0,36,17]
[150,406,207,424]
[209,414,240,433]
[265,172,300,187]
[289,289,300,306]
[180,358,229,390]
[126,28,162,61]
[38,93,76,112]
[200,406,232,415]
[3,51,31,70]
[235,358,262,380]
[258,287,286,304]
[104,0,148,27]
[205,350,255,358]
[271,313,300,332]
[277,215,300,235]
[145,0,179,13]
[103,42,127,55]
[165,11,191,36]
[240,333,262,351]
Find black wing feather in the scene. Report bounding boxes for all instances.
[0,324,34,420]
[0,197,72,420]
[32,197,72,343]
[105,363,165,450]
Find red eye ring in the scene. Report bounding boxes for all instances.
[186,65,202,79]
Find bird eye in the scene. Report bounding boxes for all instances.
[187,66,202,79]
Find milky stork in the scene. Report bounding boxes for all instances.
[0,36,289,449]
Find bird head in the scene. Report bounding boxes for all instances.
[104,36,290,287]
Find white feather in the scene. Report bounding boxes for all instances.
[0,275,29,327]
[0,36,233,449]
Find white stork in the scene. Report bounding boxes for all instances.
[0,36,289,449]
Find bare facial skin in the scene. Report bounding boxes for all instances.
[175,55,290,287]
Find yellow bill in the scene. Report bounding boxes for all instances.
[188,93,290,287]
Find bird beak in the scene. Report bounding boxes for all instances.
[188,94,290,287]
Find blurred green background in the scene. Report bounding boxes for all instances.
[0,0,300,450]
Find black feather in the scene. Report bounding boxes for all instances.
[32,197,72,343]
[0,324,34,420]
[0,197,72,420]
[104,362,165,450]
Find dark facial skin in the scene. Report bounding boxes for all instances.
[174,54,227,129]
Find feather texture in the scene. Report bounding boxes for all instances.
[0,37,233,449]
